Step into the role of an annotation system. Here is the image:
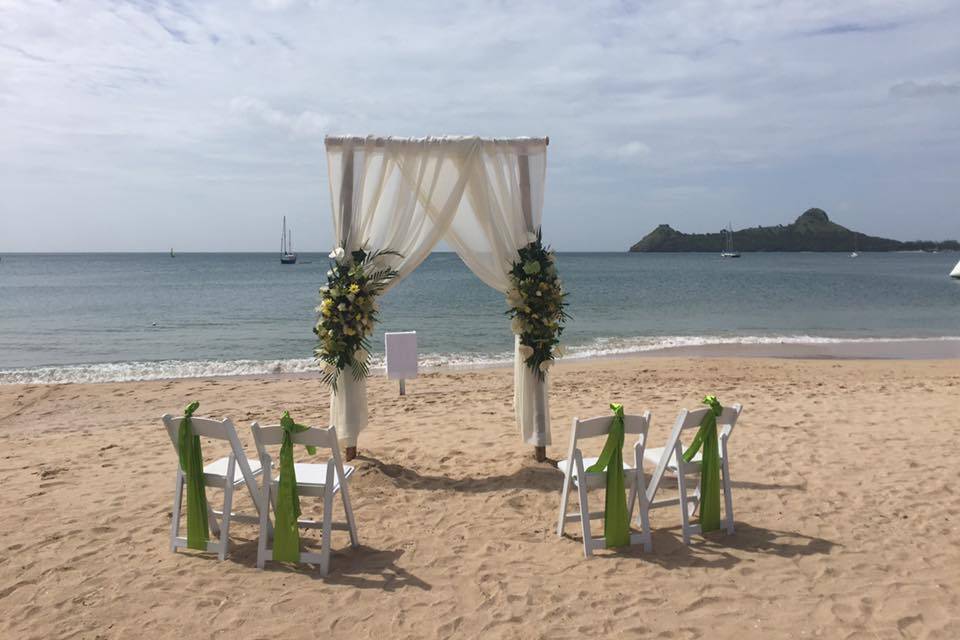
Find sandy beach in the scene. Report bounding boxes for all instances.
[1,355,959,639]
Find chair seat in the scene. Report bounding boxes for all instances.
[273,463,354,491]
[643,446,724,472]
[203,456,263,485]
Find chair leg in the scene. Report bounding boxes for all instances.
[632,470,653,553]
[637,490,653,553]
[320,485,334,576]
[256,482,270,570]
[575,479,593,558]
[170,471,184,552]
[219,483,234,561]
[339,477,359,548]
[722,456,735,534]
[677,469,692,545]
[557,472,572,537]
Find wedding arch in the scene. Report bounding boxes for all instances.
[318,135,563,461]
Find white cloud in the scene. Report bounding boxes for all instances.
[229,96,329,138]
[613,141,652,159]
[251,0,302,10]
[890,80,960,98]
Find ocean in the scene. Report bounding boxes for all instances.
[1,251,958,384]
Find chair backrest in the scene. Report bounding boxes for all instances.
[674,404,741,439]
[647,403,743,499]
[162,413,241,452]
[250,422,341,470]
[572,413,651,440]
[566,411,652,468]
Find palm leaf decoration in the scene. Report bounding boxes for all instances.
[314,247,402,390]
[506,228,569,380]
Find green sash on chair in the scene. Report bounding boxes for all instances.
[682,395,724,533]
[585,403,631,548]
[177,401,209,550]
[272,412,316,563]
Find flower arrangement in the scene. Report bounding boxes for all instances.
[506,230,568,379]
[314,247,400,389]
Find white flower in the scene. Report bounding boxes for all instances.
[329,247,346,261]
[539,359,553,372]
[518,344,534,359]
[338,303,347,311]
[326,270,333,277]
[511,316,524,334]
[320,286,329,293]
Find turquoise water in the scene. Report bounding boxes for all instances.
[1,252,958,383]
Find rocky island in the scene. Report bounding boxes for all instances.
[629,208,959,253]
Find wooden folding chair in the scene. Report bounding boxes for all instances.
[642,404,742,544]
[251,422,359,576]
[556,411,653,557]
[162,414,266,560]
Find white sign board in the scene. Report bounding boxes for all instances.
[385,331,418,381]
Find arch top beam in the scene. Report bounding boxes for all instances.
[325,135,549,148]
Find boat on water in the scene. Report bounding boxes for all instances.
[170,248,175,258]
[850,233,858,258]
[721,223,740,258]
[281,216,297,264]
[951,260,960,279]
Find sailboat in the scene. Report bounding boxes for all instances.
[850,233,858,258]
[170,248,175,258]
[950,260,960,279]
[280,216,297,264]
[721,223,740,258]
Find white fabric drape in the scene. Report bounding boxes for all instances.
[448,141,551,446]
[324,136,551,447]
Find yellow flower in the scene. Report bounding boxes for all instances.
[349,283,361,294]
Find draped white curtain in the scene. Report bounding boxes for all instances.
[325,135,551,447]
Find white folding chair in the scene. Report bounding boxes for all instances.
[251,422,359,575]
[162,414,266,560]
[642,403,742,544]
[556,411,653,557]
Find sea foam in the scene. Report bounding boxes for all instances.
[2,335,957,385]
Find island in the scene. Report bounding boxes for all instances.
[629,208,959,253]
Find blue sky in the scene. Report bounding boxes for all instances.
[1,0,958,251]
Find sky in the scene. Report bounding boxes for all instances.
[1,0,959,252]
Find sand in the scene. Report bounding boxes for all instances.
[1,356,958,639]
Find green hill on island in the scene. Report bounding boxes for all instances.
[629,208,959,253]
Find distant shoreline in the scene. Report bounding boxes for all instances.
[3,337,957,386]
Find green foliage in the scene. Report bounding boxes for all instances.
[314,247,401,390]
[629,208,960,252]
[506,229,569,380]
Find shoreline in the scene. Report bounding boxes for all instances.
[1,337,958,386]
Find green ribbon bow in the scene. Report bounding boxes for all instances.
[585,403,631,548]
[272,411,317,563]
[682,395,723,533]
[177,401,209,550]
